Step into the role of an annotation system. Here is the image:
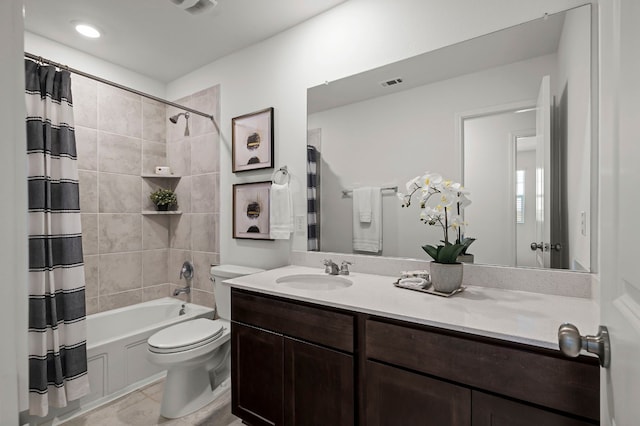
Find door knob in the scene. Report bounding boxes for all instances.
[558,323,610,367]
[530,242,543,251]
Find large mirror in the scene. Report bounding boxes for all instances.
[306,5,594,271]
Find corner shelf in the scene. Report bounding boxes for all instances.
[141,174,182,179]
[142,210,183,215]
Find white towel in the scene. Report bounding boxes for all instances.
[352,187,382,253]
[269,182,294,239]
[353,187,373,223]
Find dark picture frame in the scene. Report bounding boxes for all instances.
[232,107,274,172]
[232,181,272,240]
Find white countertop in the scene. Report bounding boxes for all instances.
[224,265,599,351]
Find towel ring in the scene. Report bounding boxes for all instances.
[271,166,290,185]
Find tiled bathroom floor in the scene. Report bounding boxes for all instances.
[61,379,243,426]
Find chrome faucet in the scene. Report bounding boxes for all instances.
[323,259,339,275]
[339,261,353,275]
[173,261,194,296]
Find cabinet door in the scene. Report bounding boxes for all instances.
[366,360,471,426]
[232,322,283,426]
[472,391,596,426]
[284,338,354,426]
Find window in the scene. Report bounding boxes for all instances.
[516,170,525,223]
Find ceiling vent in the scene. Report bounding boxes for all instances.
[380,78,403,88]
[170,0,218,15]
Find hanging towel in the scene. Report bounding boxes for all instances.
[353,187,382,253]
[270,182,294,239]
[353,187,373,223]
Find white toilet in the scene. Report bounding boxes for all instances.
[147,264,264,419]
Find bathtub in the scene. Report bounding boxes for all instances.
[34,298,214,425]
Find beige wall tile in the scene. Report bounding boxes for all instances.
[99,289,142,312]
[142,284,170,302]
[98,85,142,138]
[170,214,191,250]
[191,251,219,291]
[99,252,142,295]
[191,289,215,309]
[85,297,99,316]
[191,214,218,252]
[83,254,99,299]
[81,213,98,256]
[143,249,168,287]
[99,173,141,213]
[142,216,170,249]
[174,176,191,213]
[99,213,142,253]
[167,138,191,176]
[75,126,97,171]
[191,173,217,213]
[190,134,218,175]
[78,171,98,213]
[98,132,142,175]
[142,141,167,175]
[189,86,219,137]
[72,75,97,129]
[142,99,166,143]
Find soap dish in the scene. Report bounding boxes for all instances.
[393,279,465,298]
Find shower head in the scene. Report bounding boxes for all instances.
[169,112,190,136]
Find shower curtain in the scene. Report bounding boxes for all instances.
[307,145,320,251]
[25,59,89,417]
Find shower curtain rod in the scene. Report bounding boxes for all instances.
[24,52,216,122]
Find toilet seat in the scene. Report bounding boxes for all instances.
[148,318,224,354]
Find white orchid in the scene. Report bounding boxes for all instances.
[399,171,475,263]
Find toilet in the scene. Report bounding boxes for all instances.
[147,264,264,419]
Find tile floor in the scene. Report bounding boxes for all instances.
[61,379,243,426]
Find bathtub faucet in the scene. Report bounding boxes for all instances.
[173,286,191,296]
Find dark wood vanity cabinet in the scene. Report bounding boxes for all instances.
[231,288,599,426]
[231,289,355,426]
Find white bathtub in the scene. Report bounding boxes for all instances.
[34,298,214,425]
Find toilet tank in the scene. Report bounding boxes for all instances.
[210,265,265,320]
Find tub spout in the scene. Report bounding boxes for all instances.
[173,286,191,296]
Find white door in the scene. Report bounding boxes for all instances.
[599,0,640,424]
[534,75,551,268]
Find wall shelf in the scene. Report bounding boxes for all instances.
[141,174,182,179]
[142,210,182,215]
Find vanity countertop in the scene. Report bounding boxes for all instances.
[223,265,599,351]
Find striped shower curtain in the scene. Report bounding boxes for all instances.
[25,59,89,417]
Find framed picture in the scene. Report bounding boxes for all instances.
[232,181,272,240]
[232,107,274,172]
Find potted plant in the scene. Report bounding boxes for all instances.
[149,188,177,211]
[398,172,475,293]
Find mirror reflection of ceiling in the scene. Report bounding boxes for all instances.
[23,0,347,82]
[306,5,592,272]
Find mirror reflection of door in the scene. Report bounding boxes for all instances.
[535,75,552,268]
[515,135,537,267]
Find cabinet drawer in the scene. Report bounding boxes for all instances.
[232,289,354,353]
[366,318,599,421]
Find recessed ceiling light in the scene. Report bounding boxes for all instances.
[75,23,101,39]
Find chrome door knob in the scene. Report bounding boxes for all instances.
[530,242,543,251]
[558,323,610,368]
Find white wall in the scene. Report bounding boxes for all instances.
[1,0,28,423]
[307,55,553,259]
[24,32,166,98]
[166,0,587,269]
[556,5,592,270]
[465,110,536,266]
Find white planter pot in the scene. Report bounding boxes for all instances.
[429,262,463,293]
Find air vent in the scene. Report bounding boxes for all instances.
[380,78,404,87]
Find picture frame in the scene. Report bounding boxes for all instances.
[232,181,272,240]
[232,107,274,172]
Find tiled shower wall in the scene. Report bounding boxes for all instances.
[73,73,220,314]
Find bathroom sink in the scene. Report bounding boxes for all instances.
[275,274,353,291]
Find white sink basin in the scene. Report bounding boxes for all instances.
[275,274,353,291]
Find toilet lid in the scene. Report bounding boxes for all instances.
[148,318,224,354]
